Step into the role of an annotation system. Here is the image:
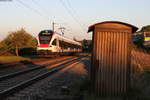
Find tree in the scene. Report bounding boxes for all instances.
[82,39,87,52]
[0,28,37,56]
[82,39,87,48]
[140,25,150,32]
[0,41,6,50]
[82,39,92,52]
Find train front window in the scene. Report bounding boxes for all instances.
[39,35,52,44]
[39,30,53,44]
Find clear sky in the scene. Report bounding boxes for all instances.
[0,0,150,41]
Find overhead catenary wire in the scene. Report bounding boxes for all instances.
[31,0,54,20]
[16,0,83,39]
[66,0,75,13]
[66,0,87,29]
[31,0,66,23]
[31,0,48,14]
[66,0,80,20]
[16,0,48,20]
[31,0,74,35]
[59,0,85,33]
[59,0,85,31]
[31,0,56,30]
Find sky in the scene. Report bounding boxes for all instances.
[0,0,150,41]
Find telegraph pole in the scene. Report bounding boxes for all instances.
[52,22,55,32]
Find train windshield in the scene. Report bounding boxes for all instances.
[39,36,52,44]
[39,31,53,44]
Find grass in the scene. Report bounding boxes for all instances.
[83,64,150,100]
[128,64,150,100]
[0,56,31,63]
[21,55,43,59]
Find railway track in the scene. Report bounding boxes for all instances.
[0,57,73,78]
[0,62,22,70]
[0,56,72,76]
[0,56,82,99]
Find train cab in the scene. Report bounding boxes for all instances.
[37,30,56,54]
[38,30,53,48]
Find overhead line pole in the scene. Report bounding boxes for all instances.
[52,22,56,32]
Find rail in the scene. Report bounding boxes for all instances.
[0,56,83,99]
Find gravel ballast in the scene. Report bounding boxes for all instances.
[6,57,90,100]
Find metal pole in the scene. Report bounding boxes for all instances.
[52,22,55,32]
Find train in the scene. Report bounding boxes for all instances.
[37,30,82,56]
[132,31,150,48]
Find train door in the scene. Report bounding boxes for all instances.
[51,39,58,52]
[56,38,62,52]
[58,40,64,53]
[52,38,62,53]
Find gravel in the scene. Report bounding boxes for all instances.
[6,57,91,100]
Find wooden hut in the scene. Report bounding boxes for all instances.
[88,21,138,96]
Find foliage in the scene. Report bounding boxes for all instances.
[19,48,37,56]
[0,28,37,56]
[140,25,150,32]
[82,39,92,52]
[82,39,87,48]
[0,56,30,63]
[0,41,6,51]
[132,34,144,48]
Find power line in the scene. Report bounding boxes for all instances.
[16,0,48,20]
[31,0,72,32]
[31,0,47,13]
[60,0,85,31]
[31,0,53,19]
[66,0,87,28]
[31,0,55,29]
[16,0,82,36]
[59,0,85,32]
[31,0,66,24]
[66,0,78,18]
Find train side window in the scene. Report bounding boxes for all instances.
[52,39,57,46]
[70,43,73,49]
[59,40,61,47]
[59,40,63,48]
[64,41,68,49]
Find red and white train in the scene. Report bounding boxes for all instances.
[37,30,82,55]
